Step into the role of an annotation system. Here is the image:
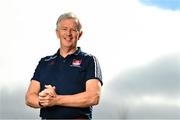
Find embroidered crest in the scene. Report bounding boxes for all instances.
[71,59,82,67]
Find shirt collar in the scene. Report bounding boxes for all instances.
[74,47,81,55]
[56,47,81,57]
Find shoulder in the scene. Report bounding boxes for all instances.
[79,51,95,60]
[79,51,100,65]
[39,53,58,63]
[76,47,97,60]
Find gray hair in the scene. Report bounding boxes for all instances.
[56,12,82,31]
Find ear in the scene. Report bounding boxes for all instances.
[56,29,60,39]
[78,31,83,40]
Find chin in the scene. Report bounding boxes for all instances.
[63,45,74,48]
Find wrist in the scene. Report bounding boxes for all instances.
[54,95,61,106]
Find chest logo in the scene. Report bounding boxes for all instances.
[72,59,82,67]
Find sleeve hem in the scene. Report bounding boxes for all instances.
[85,77,103,86]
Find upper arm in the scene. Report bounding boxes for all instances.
[85,79,102,105]
[86,79,101,93]
[85,56,103,85]
[85,56,102,94]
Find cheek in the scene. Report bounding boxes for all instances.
[57,32,63,39]
[73,33,80,39]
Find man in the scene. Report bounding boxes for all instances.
[25,12,103,119]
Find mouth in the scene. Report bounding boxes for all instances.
[64,37,72,41]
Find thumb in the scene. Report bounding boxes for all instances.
[52,86,56,90]
[45,85,52,88]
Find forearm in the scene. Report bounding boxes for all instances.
[25,93,41,108]
[55,91,100,108]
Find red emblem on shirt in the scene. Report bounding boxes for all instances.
[72,59,82,66]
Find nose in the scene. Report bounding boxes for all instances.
[66,29,72,36]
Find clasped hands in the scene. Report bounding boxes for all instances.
[38,85,57,107]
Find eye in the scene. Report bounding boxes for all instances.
[62,28,67,31]
[71,28,78,32]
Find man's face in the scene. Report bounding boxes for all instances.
[56,18,82,49]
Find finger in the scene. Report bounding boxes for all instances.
[39,98,52,105]
[39,90,49,97]
[40,102,49,107]
[44,87,56,97]
[43,89,54,97]
[52,86,56,90]
[44,86,54,95]
[39,91,45,97]
[39,94,53,101]
[45,85,53,89]
[39,96,46,102]
[43,89,51,94]
[39,101,47,107]
[45,85,56,90]
[39,96,46,100]
[39,99,49,103]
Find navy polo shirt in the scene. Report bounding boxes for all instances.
[31,47,102,119]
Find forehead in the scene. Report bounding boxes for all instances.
[59,18,78,27]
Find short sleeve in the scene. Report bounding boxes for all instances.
[31,58,43,82]
[85,56,103,85]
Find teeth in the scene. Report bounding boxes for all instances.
[65,38,71,40]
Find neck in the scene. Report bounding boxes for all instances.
[60,47,77,58]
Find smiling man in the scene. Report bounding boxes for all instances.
[25,12,103,119]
